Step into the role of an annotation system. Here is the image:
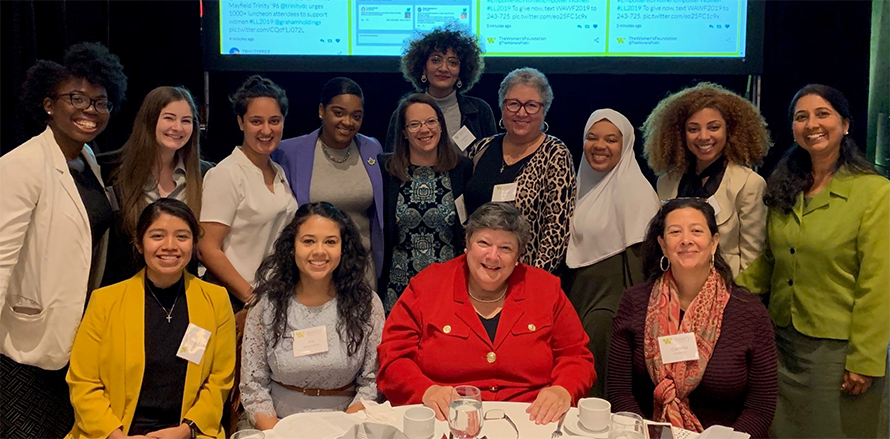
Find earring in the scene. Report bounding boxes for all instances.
[47,110,52,116]
[710,254,715,268]
[456,79,463,89]
[542,121,550,133]
[421,74,428,83]
[660,256,670,272]
[844,131,849,135]
[498,118,505,130]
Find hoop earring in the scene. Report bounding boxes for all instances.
[498,118,505,130]
[660,256,670,272]
[542,121,550,133]
[456,79,463,88]
[421,74,428,83]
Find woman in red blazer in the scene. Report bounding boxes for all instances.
[378,202,595,425]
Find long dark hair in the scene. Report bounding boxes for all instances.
[253,202,373,356]
[386,93,461,182]
[641,198,733,288]
[134,198,202,270]
[764,84,877,213]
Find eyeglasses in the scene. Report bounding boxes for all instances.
[503,99,543,115]
[429,55,460,69]
[405,118,440,133]
[483,409,519,439]
[55,92,113,114]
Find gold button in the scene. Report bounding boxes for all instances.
[487,352,497,363]
[528,323,536,332]
[443,325,451,334]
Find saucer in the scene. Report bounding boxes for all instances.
[564,411,610,438]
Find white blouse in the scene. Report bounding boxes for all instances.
[200,146,297,286]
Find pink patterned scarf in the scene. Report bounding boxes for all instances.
[643,269,730,432]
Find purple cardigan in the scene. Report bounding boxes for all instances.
[272,128,384,280]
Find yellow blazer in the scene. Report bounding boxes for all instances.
[66,271,235,439]
[657,162,767,276]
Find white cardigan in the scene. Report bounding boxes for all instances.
[0,127,108,370]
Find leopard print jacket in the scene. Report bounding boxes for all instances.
[469,133,576,273]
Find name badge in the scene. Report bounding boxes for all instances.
[455,194,467,225]
[177,323,211,364]
[492,182,518,202]
[657,332,700,364]
[452,125,477,152]
[293,325,329,357]
[706,196,721,216]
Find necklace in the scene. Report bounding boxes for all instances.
[468,284,508,303]
[146,281,181,323]
[322,143,350,164]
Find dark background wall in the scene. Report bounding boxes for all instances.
[1,0,873,181]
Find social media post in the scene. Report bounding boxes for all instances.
[479,0,607,55]
[220,0,348,55]
[608,0,744,55]
[351,33,411,55]
[357,4,415,31]
[415,5,471,31]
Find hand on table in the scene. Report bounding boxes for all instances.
[346,401,365,414]
[422,384,455,421]
[842,370,874,395]
[526,385,570,425]
[145,424,191,439]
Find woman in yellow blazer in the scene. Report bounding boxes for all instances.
[737,85,889,438]
[643,82,771,276]
[67,199,236,439]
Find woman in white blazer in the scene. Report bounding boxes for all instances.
[0,43,127,437]
[642,82,772,276]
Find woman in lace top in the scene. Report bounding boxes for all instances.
[240,202,385,430]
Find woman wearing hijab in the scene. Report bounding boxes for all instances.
[563,109,661,398]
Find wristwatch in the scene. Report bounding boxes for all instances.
[183,418,198,439]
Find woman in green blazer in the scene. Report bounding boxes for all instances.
[737,84,889,438]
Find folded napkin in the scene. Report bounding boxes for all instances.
[359,400,400,427]
[698,425,750,439]
[338,422,409,439]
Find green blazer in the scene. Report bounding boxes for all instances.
[736,169,890,377]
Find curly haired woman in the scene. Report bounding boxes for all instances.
[642,82,771,276]
[384,24,496,152]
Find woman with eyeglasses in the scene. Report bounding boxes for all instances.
[378,94,474,312]
[274,77,384,289]
[0,43,127,437]
[464,68,576,273]
[384,24,496,153]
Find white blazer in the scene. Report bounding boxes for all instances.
[0,127,108,370]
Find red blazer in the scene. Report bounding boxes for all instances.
[377,255,595,405]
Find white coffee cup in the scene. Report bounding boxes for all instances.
[578,397,611,432]
[404,406,436,439]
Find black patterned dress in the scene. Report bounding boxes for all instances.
[385,166,457,311]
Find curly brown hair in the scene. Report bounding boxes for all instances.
[400,24,484,93]
[642,82,772,175]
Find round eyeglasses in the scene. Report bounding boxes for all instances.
[503,99,543,115]
[55,92,113,114]
[405,118,440,133]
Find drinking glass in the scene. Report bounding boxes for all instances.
[231,429,265,439]
[608,412,645,439]
[449,385,483,439]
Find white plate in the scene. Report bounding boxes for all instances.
[563,411,610,438]
[272,411,360,439]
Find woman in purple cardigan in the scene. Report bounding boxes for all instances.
[607,198,777,438]
[272,77,384,289]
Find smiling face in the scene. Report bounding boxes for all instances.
[501,84,546,142]
[318,93,363,149]
[140,213,194,284]
[238,97,283,159]
[403,102,441,164]
[584,119,623,173]
[423,48,461,97]
[294,215,342,283]
[657,207,718,273]
[792,93,849,160]
[43,77,110,147]
[155,100,194,154]
[465,228,520,293]
[685,107,727,171]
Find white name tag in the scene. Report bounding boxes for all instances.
[492,182,518,202]
[455,194,468,225]
[177,323,211,364]
[657,332,700,364]
[452,125,477,152]
[293,325,329,357]
[706,196,721,216]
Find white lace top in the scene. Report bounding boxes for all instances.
[240,293,384,422]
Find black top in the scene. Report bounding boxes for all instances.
[68,157,113,254]
[478,312,501,342]
[130,276,189,435]
[677,156,726,199]
[464,135,536,216]
[384,93,498,153]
